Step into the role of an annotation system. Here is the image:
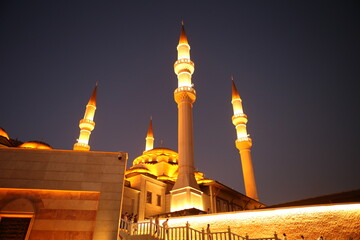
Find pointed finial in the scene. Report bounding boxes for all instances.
[231,76,241,100]
[147,117,154,138]
[179,21,188,45]
[88,83,98,107]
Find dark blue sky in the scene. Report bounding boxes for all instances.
[1,1,359,205]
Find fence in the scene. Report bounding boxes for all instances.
[119,219,279,240]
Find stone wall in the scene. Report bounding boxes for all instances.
[0,148,127,240]
[0,188,99,239]
[156,203,360,240]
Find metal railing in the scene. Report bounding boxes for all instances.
[119,219,279,240]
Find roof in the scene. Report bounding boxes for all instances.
[19,141,53,150]
[0,127,10,140]
[0,135,12,147]
[202,180,266,207]
[267,189,360,208]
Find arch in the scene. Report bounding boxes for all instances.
[1,198,35,213]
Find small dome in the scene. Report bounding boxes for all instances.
[128,147,209,184]
[0,127,10,140]
[19,141,52,150]
[126,164,150,176]
[133,148,178,165]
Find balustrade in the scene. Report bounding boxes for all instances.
[119,219,279,240]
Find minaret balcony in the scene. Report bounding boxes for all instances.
[174,87,196,104]
[79,119,95,131]
[232,113,248,125]
[236,137,252,149]
[175,86,196,95]
[73,142,90,151]
[174,59,195,75]
[174,86,196,101]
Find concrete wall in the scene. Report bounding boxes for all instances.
[0,148,127,240]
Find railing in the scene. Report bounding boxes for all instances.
[119,219,279,240]
[174,86,196,94]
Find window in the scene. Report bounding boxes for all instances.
[215,197,230,212]
[0,217,32,239]
[146,191,152,204]
[156,195,161,206]
[231,204,242,211]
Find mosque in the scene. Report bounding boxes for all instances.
[121,24,264,221]
[0,24,359,240]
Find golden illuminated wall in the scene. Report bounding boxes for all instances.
[123,174,167,221]
[0,148,128,240]
[155,203,360,239]
[0,188,99,240]
[130,148,179,182]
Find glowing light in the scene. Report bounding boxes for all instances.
[232,100,244,115]
[145,136,154,152]
[0,128,10,140]
[197,179,213,184]
[177,71,192,77]
[0,213,33,218]
[83,106,96,121]
[177,43,190,49]
[79,119,95,131]
[157,175,174,181]
[177,44,191,60]
[73,142,90,151]
[237,137,251,142]
[174,87,196,94]
[171,187,204,212]
[19,142,52,150]
[126,168,150,174]
[141,203,360,239]
[73,85,97,151]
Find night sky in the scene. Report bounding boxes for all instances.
[1,1,359,205]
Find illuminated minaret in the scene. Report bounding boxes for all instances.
[73,84,97,151]
[170,22,203,212]
[231,78,259,200]
[144,117,154,152]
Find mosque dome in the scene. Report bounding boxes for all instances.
[126,148,178,181]
[19,141,52,150]
[0,128,10,140]
[133,148,178,165]
[126,148,211,184]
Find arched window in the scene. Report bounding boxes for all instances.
[0,198,35,240]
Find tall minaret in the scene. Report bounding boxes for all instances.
[144,117,154,152]
[170,22,203,212]
[73,84,97,151]
[231,78,259,201]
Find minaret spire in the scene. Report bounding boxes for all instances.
[73,84,98,151]
[171,23,203,212]
[178,21,188,46]
[145,117,154,152]
[231,78,259,201]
